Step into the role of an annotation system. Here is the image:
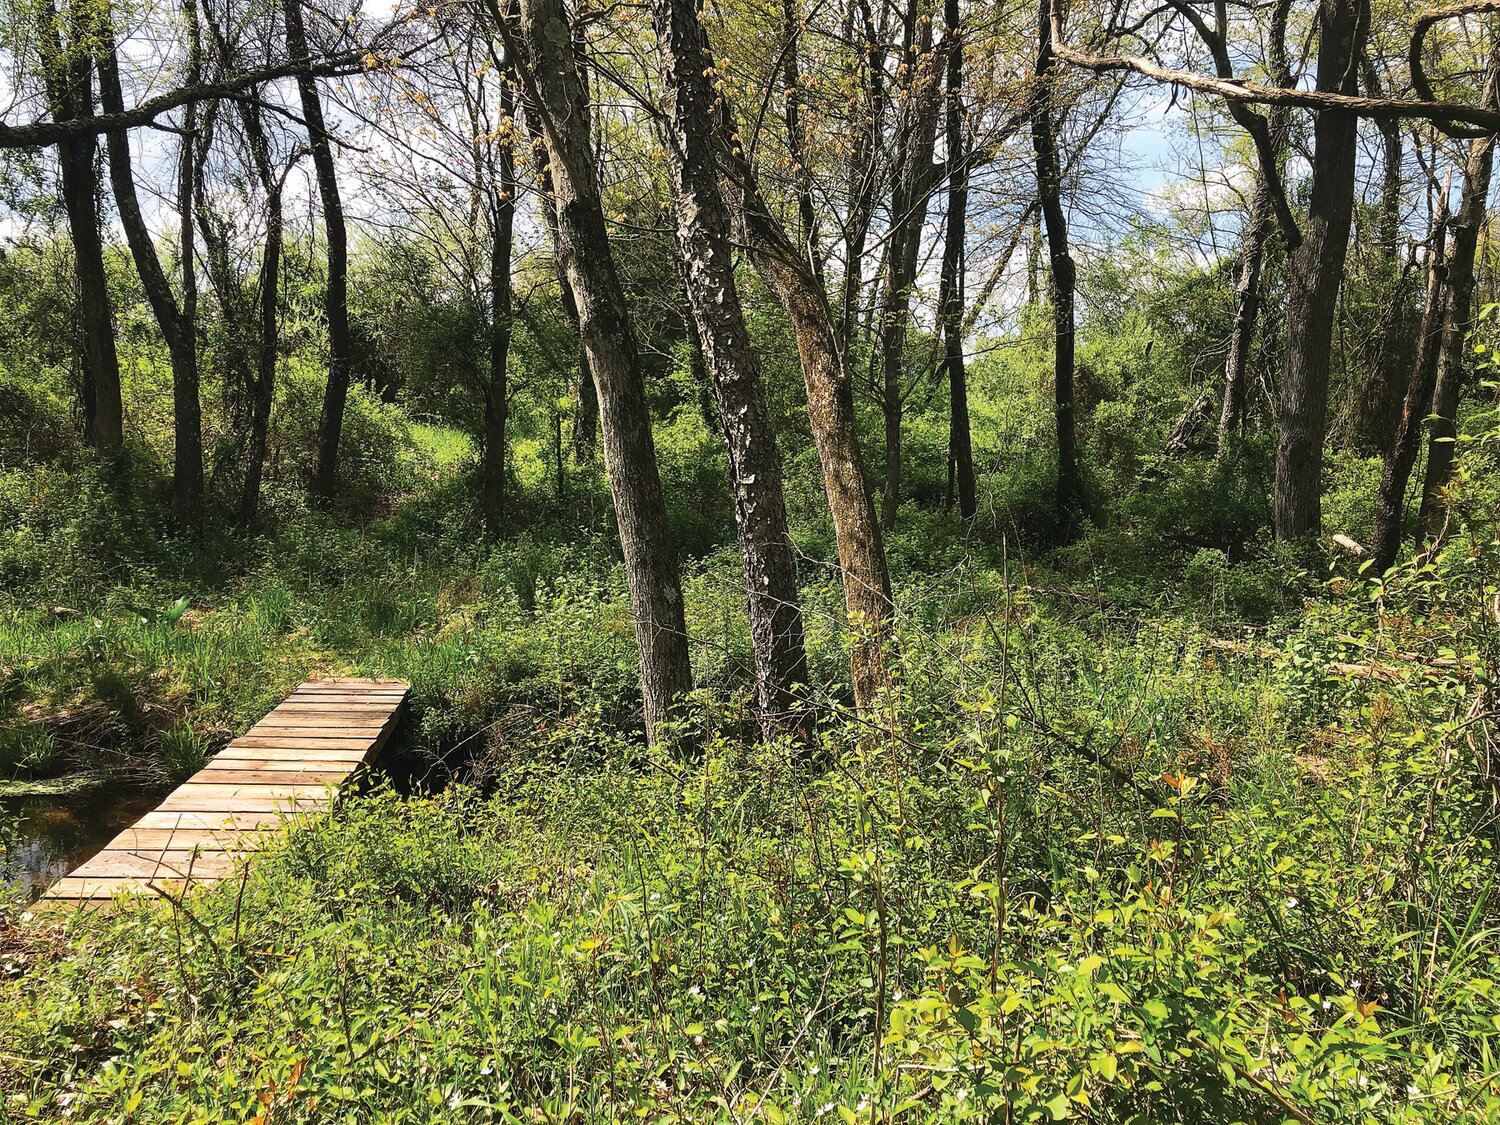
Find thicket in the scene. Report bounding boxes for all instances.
[2,231,1500,1120]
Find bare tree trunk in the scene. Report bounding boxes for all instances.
[1032,0,1083,531]
[1272,0,1365,540]
[516,0,691,743]
[284,0,351,503]
[1220,179,1272,440]
[876,3,942,529]
[97,10,202,528]
[1219,0,1289,445]
[1371,187,1449,574]
[1352,77,1412,453]
[1417,81,1499,543]
[39,2,123,454]
[718,116,895,714]
[940,0,975,522]
[654,0,810,736]
[481,31,518,541]
[239,94,284,524]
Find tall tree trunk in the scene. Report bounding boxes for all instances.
[514,54,597,465]
[284,0,351,503]
[1370,187,1449,573]
[718,107,895,714]
[481,48,517,542]
[876,3,941,529]
[1219,181,1272,440]
[516,0,691,743]
[96,11,202,528]
[39,2,123,453]
[1272,0,1366,540]
[1032,0,1083,530]
[940,0,975,521]
[1417,74,1499,543]
[239,93,284,524]
[1352,76,1412,453]
[654,0,810,735]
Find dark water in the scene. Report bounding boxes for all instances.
[0,782,171,901]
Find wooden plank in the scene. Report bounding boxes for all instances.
[155,795,329,814]
[184,769,351,785]
[69,851,243,880]
[199,758,362,774]
[133,810,289,830]
[229,732,387,747]
[98,827,278,850]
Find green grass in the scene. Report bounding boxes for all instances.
[2,352,1499,1121]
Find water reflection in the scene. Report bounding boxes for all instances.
[0,783,171,901]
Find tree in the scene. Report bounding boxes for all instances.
[511,0,692,743]
[37,0,123,453]
[653,0,810,734]
[96,1,204,529]
[1418,46,1500,543]
[1370,173,1449,573]
[285,0,353,503]
[1031,0,1083,530]
[940,0,975,521]
[873,0,943,529]
[716,61,896,715]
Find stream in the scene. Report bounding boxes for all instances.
[1,783,172,902]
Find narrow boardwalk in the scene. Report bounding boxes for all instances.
[42,677,410,905]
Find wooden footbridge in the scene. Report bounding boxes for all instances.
[42,677,409,905]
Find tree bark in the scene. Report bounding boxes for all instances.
[239,93,284,524]
[1370,187,1448,574]
[940,0,975,521]
[1272,0,1366,540]
[39,1,123,454]
[284,0,351,503]
[1352,62,1413,453]
[1218,0,1290,446]
[1032,0,1083,531]
[481,27,518,541]
[876,2,942,529]
[718,104,895,714]
[96,11,203,528]
[1417,76,1499,543]
[516,0,692,743]
[653,0,810,736]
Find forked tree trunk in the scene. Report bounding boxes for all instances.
[284,0,352,503]
[1271,0,1365,540]
[1370,187,1449,574]
[1032,0,1083,531]
[1417,82,1499,544]
[40,1,123,454]
[517,0,691,743]
[97,10,202,528]
[718,107,895,714]
[940,0,975,521]
[653,0,810,735]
